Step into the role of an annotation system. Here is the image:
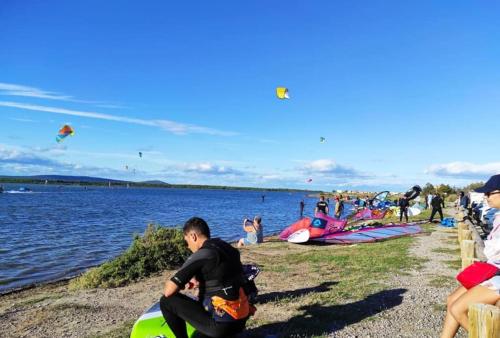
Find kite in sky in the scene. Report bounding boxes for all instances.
[320,137,326,143]
[139,152,143,158]
[306,178,313,183]
[56,125,75,143]
[276,87,289,99]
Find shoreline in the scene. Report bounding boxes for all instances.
[1,209,463,338]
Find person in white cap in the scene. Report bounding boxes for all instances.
[440,174,500,338]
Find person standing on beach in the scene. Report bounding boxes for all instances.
[427,193,433,210]
[160,217,250,338]
[399,196,409,223]
[429,193,445,222]
[299,200,305,218]
[334,196,344,219]
[315,196,329,215]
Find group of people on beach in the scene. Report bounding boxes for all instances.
[156,175,500,338]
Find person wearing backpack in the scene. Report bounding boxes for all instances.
[160,217,253,338]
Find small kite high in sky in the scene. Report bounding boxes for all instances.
[56,124,75,143]
[276,87,289,99]
[138,152,143,158]
[306,178,313,183]
[320,137,326,143]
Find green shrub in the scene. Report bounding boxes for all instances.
[446,193,457,203]
[70,224,189,289]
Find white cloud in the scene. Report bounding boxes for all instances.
[0,83,73,101]
[9,117,37,123]
[302,159,365,178]
[181,162,243,176]
[426,162,500,179]
[0,101,237,136]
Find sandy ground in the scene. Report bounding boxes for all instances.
[0,213,467,338]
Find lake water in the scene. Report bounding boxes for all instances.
[0,184,319,293]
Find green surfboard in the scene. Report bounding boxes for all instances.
[130,301,196,338]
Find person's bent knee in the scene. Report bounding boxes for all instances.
[446,293,455,308]
[449,302,466,322]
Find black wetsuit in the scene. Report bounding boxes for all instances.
[399,198,409,222]
[429,195,445,222]
[316,201,328,214]
[160,238,247,338]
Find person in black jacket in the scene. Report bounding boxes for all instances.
[399,196,410,223]
[429,193,445,222]
[160,217,250,338]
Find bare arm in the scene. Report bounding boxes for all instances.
[164,280,180,298]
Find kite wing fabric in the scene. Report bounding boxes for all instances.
[56,125,75,143]
[311,223,423,244]
[404,185,422,201]
[320,137,326,143]
[276,87,289,99]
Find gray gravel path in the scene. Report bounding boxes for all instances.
[327,219,466,338]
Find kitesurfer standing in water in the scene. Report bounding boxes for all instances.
[315,196,329,215]
[300,200,305,218]
[160,217,250,338]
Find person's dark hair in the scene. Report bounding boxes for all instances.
[183,217,211,238]
[460,191,464,196]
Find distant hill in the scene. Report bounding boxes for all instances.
[140,180,170,185]
[0,175,316,193]
[0,175,126,183]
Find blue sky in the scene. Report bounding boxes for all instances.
[1,1,499,191]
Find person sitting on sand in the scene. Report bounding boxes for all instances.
[160,217,250,338]
[440,174,500,338]
[237,216,263,247]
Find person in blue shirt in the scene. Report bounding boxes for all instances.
[237,216,263,247]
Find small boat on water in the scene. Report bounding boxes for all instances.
[18,187,32,192]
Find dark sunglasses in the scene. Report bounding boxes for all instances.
[485,191,500,197]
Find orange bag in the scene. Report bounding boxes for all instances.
[211,287,251,320]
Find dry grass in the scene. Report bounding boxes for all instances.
[238,235,427,337]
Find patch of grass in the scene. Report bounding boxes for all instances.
[432,303,447,312]
[51,303,98,311]
[444,259,462,270]
[15,293,63,307]
[90,319,135,338]
[432,247,460,255]
[428,275,456,288]
[70,225,190,289]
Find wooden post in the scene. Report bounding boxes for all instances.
[461,240,475,269]
[458,222,469,231]
[468,303,500,338]
[459,229,473,244]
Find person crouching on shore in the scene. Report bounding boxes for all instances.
[237,216,263,248]
[440,174,500,338]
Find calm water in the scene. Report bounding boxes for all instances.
[0,184,318,293]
